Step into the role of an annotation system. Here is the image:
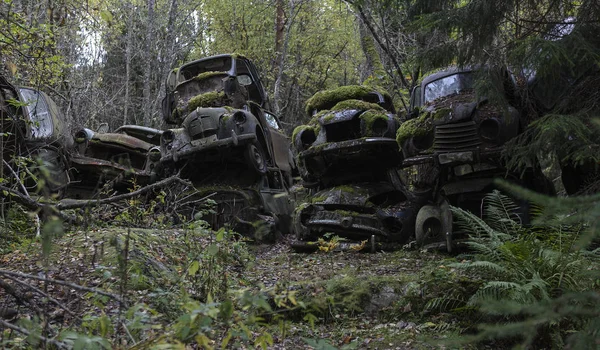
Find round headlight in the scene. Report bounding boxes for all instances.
[233,111,247,125]
[480,118,501,141]
[300,129,316,147]
[371,118,388,136]
[148,147,161,162]
[74,129,91,143]
[411,131,434,151]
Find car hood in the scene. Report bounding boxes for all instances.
[91,133,155,152]
[317,109,361,126]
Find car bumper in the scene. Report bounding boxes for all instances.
[402,147,503,167]
[70,155,149,178]
[299,137,400,160]
[160,133,256,163]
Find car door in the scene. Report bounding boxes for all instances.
[264,111,292,173]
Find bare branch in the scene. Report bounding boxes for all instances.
[0,269,123,303]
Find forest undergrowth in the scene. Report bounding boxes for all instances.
[0,184,598,349]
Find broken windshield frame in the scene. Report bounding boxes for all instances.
[424,72,475,103]
[18,88,54,139]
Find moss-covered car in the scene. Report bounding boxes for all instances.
[293,85,401,186]
[401,67,550,251]
[399,67,521,162]
[1,75,72,195]
[159,54,295,185]
[68,125,163,198]
[292,177,423,250]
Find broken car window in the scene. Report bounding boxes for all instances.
[424,72,474,103]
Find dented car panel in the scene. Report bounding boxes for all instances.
[1,76,72,194]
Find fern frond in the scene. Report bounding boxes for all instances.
[449,260,507,275]
[483,190,523,232]
[425,295,468,313]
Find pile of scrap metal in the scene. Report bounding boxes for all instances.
[156,54,296,238]
[1,54,296,240]
[399,66,553,251]
[291,85,426,251]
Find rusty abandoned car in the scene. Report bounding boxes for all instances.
[398,67,551,250]
[292,170,426,251]
[293,85,402,187]
[1,75,72,196]
[158,54,295,237]
[291,86,423,250]
[68,125,163,198]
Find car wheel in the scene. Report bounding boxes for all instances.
[415,205,444,247]
[245,143,267,175]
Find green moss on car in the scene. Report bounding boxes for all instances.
[188,91,226,111]
[396,112,433,146]
[305,85,391,116]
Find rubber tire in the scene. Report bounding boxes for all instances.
[415,205,441,247]
[245,143,267,175]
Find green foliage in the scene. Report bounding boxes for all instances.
[504,114,600,171]
[427,190,600,348]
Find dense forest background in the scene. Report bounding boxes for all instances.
[2,0,599,171]
[1,0,600,349]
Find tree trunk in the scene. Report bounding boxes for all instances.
[143,0,155,126]
[124,3,133,125]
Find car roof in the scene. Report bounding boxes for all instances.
[420,67,476,87]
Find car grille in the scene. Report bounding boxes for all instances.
[325,118,361,142]
[434,121,481,152]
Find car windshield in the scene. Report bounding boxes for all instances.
[424,72,474,103]
[179,57,233,81]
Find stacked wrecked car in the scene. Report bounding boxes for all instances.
[157,54,295,237]
[292,85,424,250]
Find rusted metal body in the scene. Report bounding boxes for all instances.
[291,86,418,250]
[158,54,295,236]
[1,75,72,195]
[68,126,163,198]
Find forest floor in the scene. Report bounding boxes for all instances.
[0,225,477,349]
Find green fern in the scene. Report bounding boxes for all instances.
[426,187,598,346]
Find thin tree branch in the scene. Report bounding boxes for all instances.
[56,175,192,210]
[0,269,123,303]
[0,318,68,349]
[3,275,80,319]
